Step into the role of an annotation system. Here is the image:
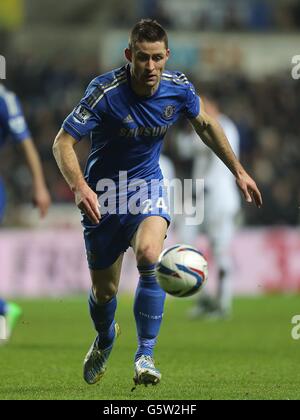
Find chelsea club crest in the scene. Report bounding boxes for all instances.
[162,105,176,120]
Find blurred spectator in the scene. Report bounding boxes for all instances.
[292,0,300,28]
[132,0,300,32]
[138,0,172,28]
[248,0,273,31]
[5,0,300,33]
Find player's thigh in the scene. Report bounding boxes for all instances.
[90,253,124,302]
[131,216,168,264]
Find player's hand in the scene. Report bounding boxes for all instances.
[74,183,101,224]
[236,172,263,208]
[33,186,51,218]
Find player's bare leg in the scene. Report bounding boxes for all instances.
[83,254,124,385]
[131,216,168,266]
[131,216,168,386]
[90,254,124,304]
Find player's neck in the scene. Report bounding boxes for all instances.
[130,74,160,97]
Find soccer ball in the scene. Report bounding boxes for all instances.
[155,244,208,297]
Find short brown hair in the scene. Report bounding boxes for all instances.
[129,19,168,50]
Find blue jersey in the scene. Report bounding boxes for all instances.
[63,65,200,186]
[0,84,31,222]
[0,84,31,148]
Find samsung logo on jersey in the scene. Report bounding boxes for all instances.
[120,125,169,138]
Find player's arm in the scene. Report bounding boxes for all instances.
[5,92,51,218]
[20,138,51,218]
[190,99,262,208]
[52,129,101,224]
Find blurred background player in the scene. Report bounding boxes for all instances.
[0,82,51,343]
[185,96,241,319]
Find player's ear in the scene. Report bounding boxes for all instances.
[166,49,170,61]
[125,48,132,63]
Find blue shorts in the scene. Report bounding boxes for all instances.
[0,178,6,224]
[82,180,171,270]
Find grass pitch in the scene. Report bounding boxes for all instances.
[0,295,299,400]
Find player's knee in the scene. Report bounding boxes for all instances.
[93,283,118,304]
[136,243,161,266]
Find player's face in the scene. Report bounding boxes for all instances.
[126,41,170,89]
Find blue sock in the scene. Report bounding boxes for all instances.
[88,289,117,350]
[0,298,7,316]
[134,264,166,362]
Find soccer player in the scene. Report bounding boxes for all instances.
[53,19,262,386]
[185,96,241,319]
[0,83,51,343]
